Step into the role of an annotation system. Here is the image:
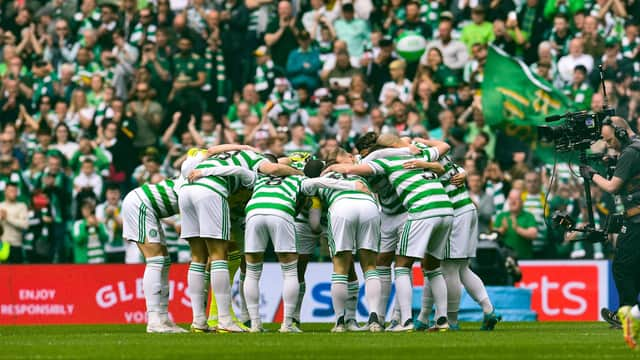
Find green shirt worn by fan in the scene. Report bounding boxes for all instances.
[494,210,538,259]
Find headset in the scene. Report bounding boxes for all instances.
[602,117,629,146]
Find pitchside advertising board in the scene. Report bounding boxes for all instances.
[0,261,611,325]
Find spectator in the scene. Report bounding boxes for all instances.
[334,2,370,58]
[518,0,548,64]
[128,82,162,153]
[0,182,28,263]
[326,49,360,96]
[96,183,124,263]
[284,123,315,154]
[302,0,341,40]
[366,36,396,98]
[72,198,108,264]
[219,0,249,95]
[169,36,205,127]
[73,158,103,199]
[378,59,412,103]
[36,154,71,263]
[461,6,494,51]
[557,38,594,84]
[286,30,322,91]
[581,16,605,58]
[389,1,432,40]
[521,171,549,258]
[421,16,468,71]
[563,65,593,110]
[544,0,585,20]
[51,123,79,161]
[264,0,302,69]
[254,46,285,101]
[493,189,538,260]
[468,173,494,234]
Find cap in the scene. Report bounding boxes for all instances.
[254,45,268,57]
[389,59,406,70]
[314,87,332,102]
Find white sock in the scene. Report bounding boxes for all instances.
[345,280,359,321]
[211,260,232,325]
[418,279,434,323]
[425,268,447,320]
[143,256,164,325]
[187,262,207,326]
[441,261,462,326]
[244,262,263,329]
[394,267,412,324]
[238,271,250,322]
[631,305,640,319]
[203,270,210,312]
[377,266,391,322]
[364,270,381,320]
[331,274,348,322]
[391,297,401,322]
[294,282,306,322]
[281,261,299,327]
[159,256,171,322]
[460,262,493,314]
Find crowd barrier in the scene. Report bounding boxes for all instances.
[0,260,611,325]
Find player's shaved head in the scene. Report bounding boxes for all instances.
[377,134,402,147]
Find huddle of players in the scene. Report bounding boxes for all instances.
[121,132,501,333]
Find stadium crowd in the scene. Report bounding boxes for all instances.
[0,0,639,265]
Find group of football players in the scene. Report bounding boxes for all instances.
[121,132,501,333]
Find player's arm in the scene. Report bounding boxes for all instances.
[206,144,259,157]
[301,177,370,196]
[259,162,304,176]
[188,165,257,188]
[402,159,445,175]
[364,147,412,162]
[411,137,450,159]
[322,163,375,176]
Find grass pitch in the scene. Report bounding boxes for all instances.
[1,322,638,359]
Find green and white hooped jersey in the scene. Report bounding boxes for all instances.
[246,174,306,221]
[134,179,180,218]
[414,142,474,216]
[369,175,405,216]
[186,150,266,198]
[369,154,453,220]
[318,172,376,208]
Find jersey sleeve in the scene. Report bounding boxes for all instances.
[201,166,257,188]
[241,150,268,172]
[368,159,386,175]
[419,146,440,162]
[363,147,412,163]
[72,220,87,245]
[301,177,357,196]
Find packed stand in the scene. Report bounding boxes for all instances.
[0,0,638,264]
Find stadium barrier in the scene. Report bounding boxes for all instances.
[0,261,609,325]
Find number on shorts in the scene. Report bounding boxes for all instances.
[422,171,437,180]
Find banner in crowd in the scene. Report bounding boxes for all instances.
[0,261,610,325]
[481,46,574,161]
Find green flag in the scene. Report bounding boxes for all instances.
[481,46,574,161]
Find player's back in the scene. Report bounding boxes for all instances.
[135,179,180,218]
[245,174,306,220]
[317,171,376,208]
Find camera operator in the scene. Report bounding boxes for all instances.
[580,116,640,341]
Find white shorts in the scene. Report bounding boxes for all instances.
[122,191,164,245]
[179,185,230,240]
[295,221,319,255]
[124,241,144,264]
[245,214,297,253]
[327,199,381,256]
[380,212,407,253]
[398,215,453,259]
[446,210,479,259]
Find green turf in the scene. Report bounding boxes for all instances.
[0,322,638,359]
